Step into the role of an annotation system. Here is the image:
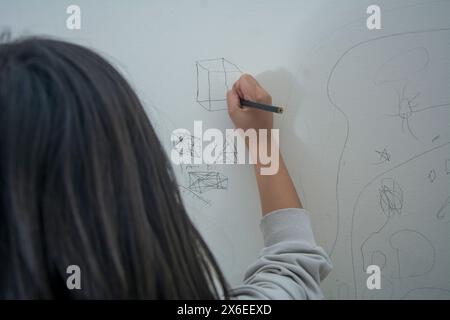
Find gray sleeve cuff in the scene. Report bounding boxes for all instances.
[260,208,317,247]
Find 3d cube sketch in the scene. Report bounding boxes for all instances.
[196,58,242,111]
[188,171,228,194]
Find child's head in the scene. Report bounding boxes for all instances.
[0,36,227,299]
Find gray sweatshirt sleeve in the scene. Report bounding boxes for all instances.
[229,208,332,300]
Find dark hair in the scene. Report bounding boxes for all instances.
[0,35,228,299]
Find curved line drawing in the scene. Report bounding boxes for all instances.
[306,0,450,56]
[385,85,450,140]
[358,178,402,270]
[414,103,450,113]
[326,27,450,297]
[388,229,436,279]
[389,85,421,139]
[351,141,449,296]
[374,47,430,85]
[371,250,387,270]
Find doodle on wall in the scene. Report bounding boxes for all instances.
[195,58,242,111]
[325,27,450,299]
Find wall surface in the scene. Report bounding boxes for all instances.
[1,0,449,299]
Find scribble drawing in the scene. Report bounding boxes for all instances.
[390,85,420,139]
[373,148,391,165]
[388,229,435,279]
[196,58,242,111]
[172,132,202,159]
[427,169,436,183]
[212,135,238,164]
[379,178,403,217]
[436,196,450,222]
[352,142,449,298]
[446,158,450,174]
[179,185,211,207]
[178,167,228,206]
[387,84,450,140]
[188,171,228,194]
[326,27,450,298]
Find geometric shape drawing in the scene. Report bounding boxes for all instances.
[179,185,211,207]
[196,58,242,111]
[188,171,228,194]
[221,136,238,164]
[379,178,404,217]
[212,135,238,164]
[172,131,202,160]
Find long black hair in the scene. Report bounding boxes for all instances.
[0,35,228,299]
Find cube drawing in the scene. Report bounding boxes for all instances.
[196,58,242,111]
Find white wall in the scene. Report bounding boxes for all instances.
[1,0,449,299]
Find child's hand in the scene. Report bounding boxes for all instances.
[227,74,273,132]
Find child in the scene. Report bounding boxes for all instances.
[0,37,331,299]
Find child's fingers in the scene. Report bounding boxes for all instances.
[232,81,244,100]
[234,74,258,101]
[227,88,241,114]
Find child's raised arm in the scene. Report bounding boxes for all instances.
[226,74,302,215]
[226,74,332,300]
